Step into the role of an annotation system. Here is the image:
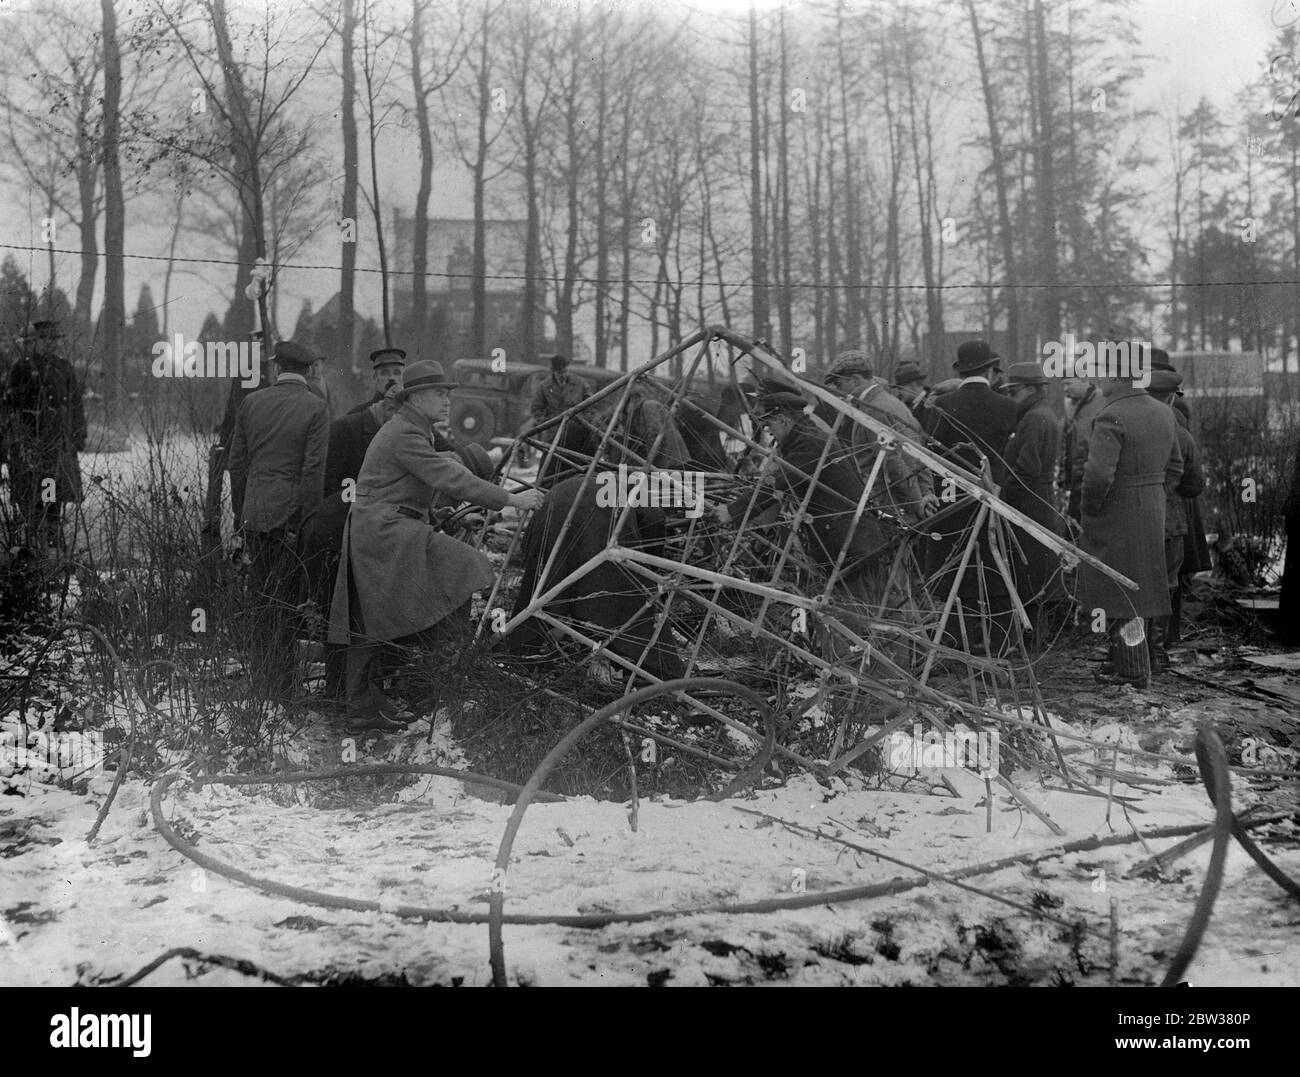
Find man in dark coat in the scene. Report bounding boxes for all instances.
[347,348,407,416]
[2,320,86,552]
[716,390,886,606]
[923,339,1019,654]
[229,340,330,695]
[997,363,1064,632]
[531,354,592,488]
[529,353,588,425]
[1149,348,1211,590]
[505,473,685,686]
[891,361,931,426]
[1062,376,1104,521]
[1146,369,1204,665]
[1077,376,1183,688]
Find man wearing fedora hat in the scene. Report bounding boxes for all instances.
[2,319,86,552]
[997,362,1065,635]
[347,347,407,416]
[229,339,330,695]
[302,366,495,701]
[328,359,544,728]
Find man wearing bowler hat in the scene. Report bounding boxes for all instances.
[328,359,544,728]
[348,347,407,415]
[2,320,86,553]
[923,339,1019,654]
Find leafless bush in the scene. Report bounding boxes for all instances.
[1190,394,1298,585]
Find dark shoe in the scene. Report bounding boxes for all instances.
[367,687,418,724]
[344,710,405,732]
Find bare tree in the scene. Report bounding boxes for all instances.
[101,0,125,420]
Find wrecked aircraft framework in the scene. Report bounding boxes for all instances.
[472,326,1137,786]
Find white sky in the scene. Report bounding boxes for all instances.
[0,0,1287,350]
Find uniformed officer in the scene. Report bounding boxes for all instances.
[2,320,86,552]
[348,348,407,415]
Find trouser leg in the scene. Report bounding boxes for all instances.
[344,641,384,714]
[247,529,300,697]
[1167,585,1183,646]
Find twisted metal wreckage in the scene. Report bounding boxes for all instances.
[476,324,1134,784]
[128,326,1297,988]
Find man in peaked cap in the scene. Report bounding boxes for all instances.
[348,347,407,416]
[229,339,330,696]
[2,319,86,553]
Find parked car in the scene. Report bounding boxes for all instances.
[449,359,551,447]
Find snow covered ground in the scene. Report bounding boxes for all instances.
[3,705,1297,987]
[2,434,1296,987]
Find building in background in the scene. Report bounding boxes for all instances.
[390,214,527,362]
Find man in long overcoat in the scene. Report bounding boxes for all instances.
[923,339,1018,653]
[1077,375,1183,688]
[2,320,86,552]
[996,363,1064,631]
[229,339,329,695]
[328,360,543,727]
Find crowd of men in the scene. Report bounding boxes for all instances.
[1,319,1297,715]
[726,339,1212,689]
